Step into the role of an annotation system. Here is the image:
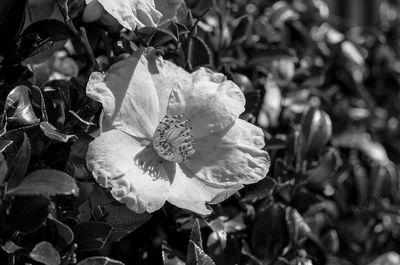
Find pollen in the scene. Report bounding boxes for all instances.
[152,114,196,163]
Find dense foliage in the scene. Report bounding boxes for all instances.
[1,0,400,264]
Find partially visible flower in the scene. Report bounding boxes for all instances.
[83,0,184,30]
[85,48,270,215]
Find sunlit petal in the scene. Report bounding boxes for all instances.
[86,48,160,140]
[96,0,162,30]
[184,119,270,187]
[167,67,245,138]
[168,164,243,215]
[86,129,173,213]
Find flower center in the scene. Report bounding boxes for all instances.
[152,114,196,163]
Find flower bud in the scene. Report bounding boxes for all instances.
[301,107,332,157]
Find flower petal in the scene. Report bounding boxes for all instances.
[168,164,243,215]
[167,67,245,138]
[147,50,191,119]
[86,49,160,139]
[96,0,162,30]
[184,119,270,187]
[154,0,184,24]
[86,129,173,213]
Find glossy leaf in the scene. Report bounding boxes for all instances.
[4,85,39,129]
[188,241,216,265]
[40,121,78,143]
[2,241,22,254]
[4,132,30,190]
[16,19,74,64]
[30,241,61,265]
[187,218,203,265]
[48,216,74,246]
[7,169,79,196]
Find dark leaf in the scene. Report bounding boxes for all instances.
[187,218,203,265]
[16,19,74,64]
[285,207,311,247]
[40,121,78,143]
[30,241,61,265]
[187,36,213,70]
[6,195,50,233]
[5,85,39,129]
[251,203,288,264]
[0,0,26,56]
[248,49,296,67]
[207,234,241,265]
[48,216,74,246]
[77,256,124,265]
[100,202,151,241]
[190,219,203,248]
[189,241,216,265]
[0,0,16,25]
[65,134,93,180]
[3,132,31,190]
[0,140,13,152]
[7,169,79,196]
[2,241,22,254]
[162,241,186,265]
[242,176,276,203]
[307,147,342,188]
[0,153,8,183]
[73,221,112,252]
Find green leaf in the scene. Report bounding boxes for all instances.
[30,241,61,265]
[40,121,78,143]
[73,221,112,252]
[7,169,79,196]
[77,256,124,265]
[4,132,31,190]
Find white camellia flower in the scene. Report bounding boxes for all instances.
[83,0,184,30]
[85,48,270,215]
